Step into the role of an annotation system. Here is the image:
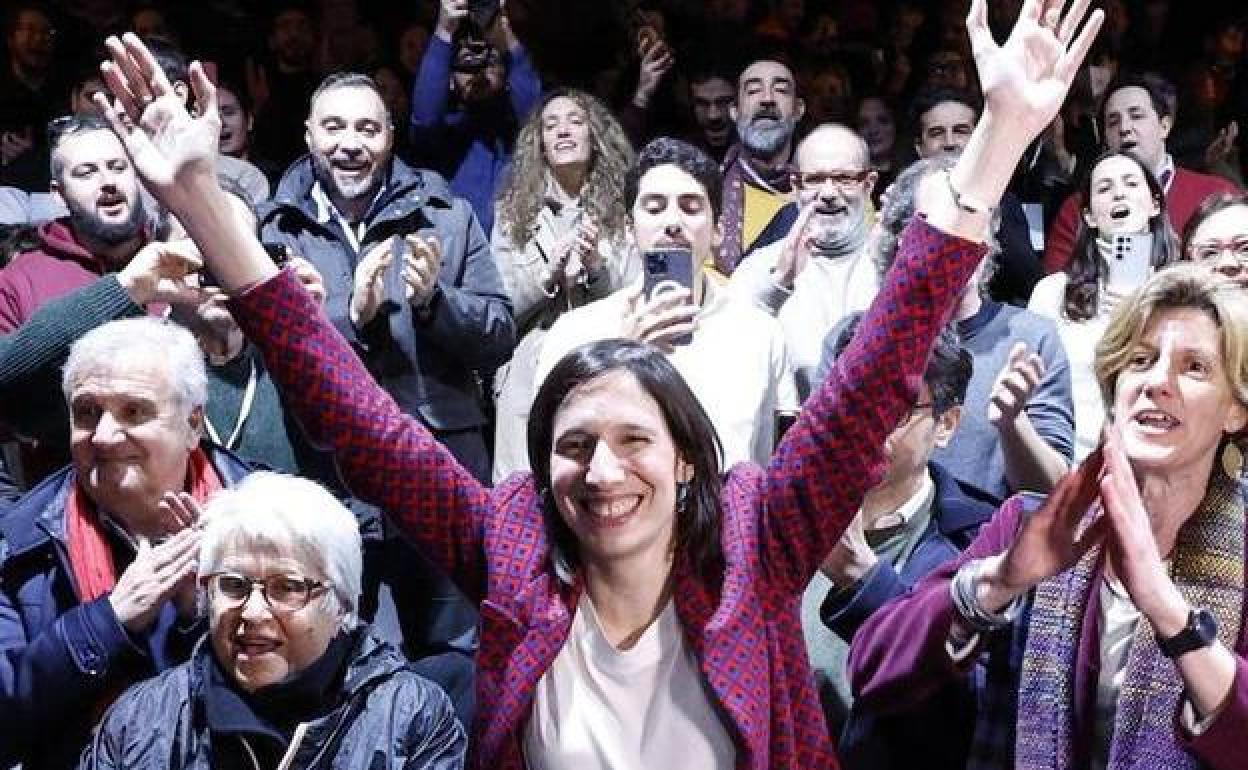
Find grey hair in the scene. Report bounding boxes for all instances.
[871,154,1000,290]
[62,317,207,417]
[198,472,363,629]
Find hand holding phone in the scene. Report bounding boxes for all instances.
[634,248,696,347]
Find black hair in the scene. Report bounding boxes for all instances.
[527,339,725,581]
[908,86,981,138]
[624,137,723,220]
[309,72,390,125]
[144,37,188,87]
[1100,72,1175,125]
[1063,149,1180,322]
[827,313,971,415]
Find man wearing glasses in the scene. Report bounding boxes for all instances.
[729,123,879,400]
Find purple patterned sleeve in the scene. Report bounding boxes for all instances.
[757,216,989,594]
[227,273,492,600]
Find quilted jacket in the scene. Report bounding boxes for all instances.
[228,217,987,769]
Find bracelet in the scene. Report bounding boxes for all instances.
[945,171,995,216]
[951,558,1019,634]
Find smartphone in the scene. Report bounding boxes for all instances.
[468,0,499,31]
[643,248,694,346]
[1106,233,1153,290]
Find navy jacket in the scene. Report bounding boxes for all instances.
[821,462,996,770]
[0,444,251,770]
[259,157,515,434]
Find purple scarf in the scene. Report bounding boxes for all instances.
[716,143,793,275]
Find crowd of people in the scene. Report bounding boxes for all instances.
[1,0,1247,768]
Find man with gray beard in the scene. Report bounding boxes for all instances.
[729,124,878,399]
[716,57,805,275]
[0,114,148,333]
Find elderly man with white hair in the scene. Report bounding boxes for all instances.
[729,123,880,399]
[80,472,466,770]
[0,316,253,770]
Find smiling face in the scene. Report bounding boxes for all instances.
[68,352,200,531]
[52,129,145,250]
[1111,307,1248,477]
[541,96,592,171]
[794,127,875,242]
[1185,204,1248,289]
[208,548,341,692]
[549,370,689,568]
[306,85,392,210]
[1104,86,1171,173]
[1084,153,1160,235]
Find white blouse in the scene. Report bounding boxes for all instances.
[523,594,737,770]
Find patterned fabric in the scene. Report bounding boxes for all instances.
[717,143,793,275]
[1013,463,1244,770]
[228,217,987,770]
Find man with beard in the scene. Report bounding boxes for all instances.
[729,124,879,400]
[410,0,540,235]
[0,114,146,334]
[716,57,805,275]
[685,63,737,164]
[260,71,514,480]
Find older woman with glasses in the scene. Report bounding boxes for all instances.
[1181,192,1248,289]
[79,473,466,770]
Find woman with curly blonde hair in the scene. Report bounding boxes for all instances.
[490,88,640,482]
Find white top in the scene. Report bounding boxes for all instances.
[524,594,736,770]
[538,279,798,469]
[1028,273,1111,461]
[728,239,879,400]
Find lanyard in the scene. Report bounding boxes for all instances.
[203,356,259,451]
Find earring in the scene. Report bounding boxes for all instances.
[675,481,691,514]
[1222,441,1245,479]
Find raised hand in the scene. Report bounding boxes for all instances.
[351,239,394,327]
[622,283,698,352]
[820,512,877,586]
[633,29,675,109]
[118,238,205,305]
[968,0,1104,138]
[771,203,819,289]
[978,447,1106,610]
[95,33,220,202]
[108,527,202,631]
[403,234,442,309]
[988,342,1046,427]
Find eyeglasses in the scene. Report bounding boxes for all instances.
[791,170,871,191]
[203,572,328,613]
[905,401,935,422]
[1187,238,1248,265]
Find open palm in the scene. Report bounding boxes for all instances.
[969,0,1103,138]
[95,34,221,198]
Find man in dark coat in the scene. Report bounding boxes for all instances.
[0,317,252,770]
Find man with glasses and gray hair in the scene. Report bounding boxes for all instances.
[0,316,254,770]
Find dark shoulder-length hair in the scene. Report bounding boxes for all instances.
[527,339,725,581]
[1063,150,1180,322]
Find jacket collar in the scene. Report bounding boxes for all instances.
[266,155,454,230]
[929,461,999,538]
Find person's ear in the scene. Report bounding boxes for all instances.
[1223,402,1248,436]
[1081,207,1096,229]
[864,170,879,201]
[1159,113,1173,141]
[186,405,205,448]
[304,119,312,152]
[676,458,694,484]
[932,404,962,449]
[794,97,806,123]
[729,103,739,124]
[1149,194,1161,219]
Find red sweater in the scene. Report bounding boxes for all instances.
[0,220,112,333]
[1041,166,1238,274]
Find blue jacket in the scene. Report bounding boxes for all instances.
[409,35,542,235]
[259,156,516,433]
[0,444,251,770]
[821,462,996,770]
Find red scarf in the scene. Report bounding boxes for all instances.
[66,447,223,601]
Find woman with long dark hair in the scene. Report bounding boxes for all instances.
[1029,149,1180,459]
[94,2,1102,765]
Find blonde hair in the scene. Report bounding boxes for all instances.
[1094,265,1248,410]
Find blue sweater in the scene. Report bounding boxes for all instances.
[409,35,542,235]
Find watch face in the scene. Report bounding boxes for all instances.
[1194,608,1219,644]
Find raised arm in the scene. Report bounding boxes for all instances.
[756,0,1103,594]
[93,34,494,600]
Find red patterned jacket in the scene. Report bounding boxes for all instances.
[229,217,987,769]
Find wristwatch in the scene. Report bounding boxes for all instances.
[1157,608,1218,659]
